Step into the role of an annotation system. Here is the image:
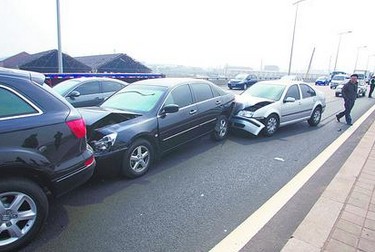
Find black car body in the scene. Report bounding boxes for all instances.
[53,77,128,107]
[227,73,258,90]
[79,78,235,178]
[0,67,95,251]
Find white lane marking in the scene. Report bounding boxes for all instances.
[210,103,375,252]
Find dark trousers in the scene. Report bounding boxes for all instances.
[337,99,355,124]
[369,85,375,97]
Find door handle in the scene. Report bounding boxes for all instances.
[215,100,221,105]
[189,109,197,115]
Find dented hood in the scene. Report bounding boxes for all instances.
[234,94,274,110]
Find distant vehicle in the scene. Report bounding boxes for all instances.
[315,76,330,86]
[79,78,235,178]
[53,77,128,107]
[329,74,349,89]
[335,81,367,97]
[227,73,258,90]
[0,67,95,251]
[231,80,326,136]
[44,72,165,86]
[280,75,304,82]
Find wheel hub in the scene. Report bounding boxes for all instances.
[1,210,18,222]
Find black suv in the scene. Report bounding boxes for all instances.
[0,68,95,251]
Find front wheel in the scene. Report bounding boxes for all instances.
[211,115,229,141]
[262,114,279,136]
[308,107,322,126]
[0,179,48,252]
[121,139,154,178]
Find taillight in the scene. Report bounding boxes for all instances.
[66,118,86,139]
[84,155,95,167]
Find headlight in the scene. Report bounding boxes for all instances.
[237,110,254,118]
[91,132,117,153]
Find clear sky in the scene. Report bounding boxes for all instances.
[1,0,374,74]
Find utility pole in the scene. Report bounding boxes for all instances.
[56,0,63,73]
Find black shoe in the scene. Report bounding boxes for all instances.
[336,115,340,122]
[347,123,353,126]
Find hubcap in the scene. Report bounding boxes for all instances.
[267,117,277,133]
[0,192,37,246]
[218,119,228,137]
[130,145,150,173]
[314,110,321,123]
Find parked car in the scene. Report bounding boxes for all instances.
[53,77,128,107]
[329,74,349,89]
[0,68,95,251]
[315,76,330,86]
[227,73,258,90]
[335,81,367,97]
[231,80,326,136]
[78,78,235,178]
[280,75,304,81]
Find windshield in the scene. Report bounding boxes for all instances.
[53,79,81,95]
[101,85,167,113]
[332,75,346,81]
[241,83,286,101]
[234,74,248,80]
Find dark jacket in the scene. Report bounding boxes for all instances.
[342,81,358,101]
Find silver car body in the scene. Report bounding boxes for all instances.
[231,80,326,135]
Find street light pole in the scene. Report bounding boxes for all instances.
[56,0,63,73]
[353,45,367,71]
[365,53,375,71]
[333,31,352,72]
[288,0,308,75]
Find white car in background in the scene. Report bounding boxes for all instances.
[231,80,326,136]
[329,74,349,89]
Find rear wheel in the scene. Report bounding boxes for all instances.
[211,115,229,141]
[0,179,48,251]
[308,107,322,126]
[121,139,154,178]
[262,114,279,136]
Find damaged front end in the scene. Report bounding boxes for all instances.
[231,99,274,135]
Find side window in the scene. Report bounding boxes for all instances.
[300,84,316,98]
[74,81,100,95]
[190,83,214,102]
[211,85,226,97]
[165,84,193,108]
[102,81,124,93]
[285,84,300,100]
[0,86,39,119]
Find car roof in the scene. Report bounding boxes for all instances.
[131,77,213,88]
[0,67,45,85]
[58,77,127,83]
[257,79,307,87]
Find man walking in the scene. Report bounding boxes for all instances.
[336,74,358,125]
[369,76,375,98]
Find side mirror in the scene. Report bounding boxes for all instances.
[161,104,179,115]
[284,97,296,103]
[68,90,81,98]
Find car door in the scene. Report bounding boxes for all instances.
[299,84,317,118]
[189,82,221,134]
[66,81,101,107]
[101,80,125,102]
[280,84,302,123]
[157,84,200,151]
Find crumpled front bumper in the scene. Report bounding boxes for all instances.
[231,116,265,135]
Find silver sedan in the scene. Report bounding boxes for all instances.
[231,80,326,136]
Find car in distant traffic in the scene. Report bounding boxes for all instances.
[0,67,95,251]
[231,80,326,136]
[329,74,349,89]
[280,75,304,81]
[335,81,367,97]
[227,73,258,90]
[79,78,235,178]
[53,77,128,107]
[315,76,330,86]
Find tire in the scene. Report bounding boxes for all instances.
[262,114,279,137]
[121,139,154,178]
[243,84,247,90]
[228,87,232,90]
[308,107,322,126]
[0,178,48,252]
[211,115,229,141]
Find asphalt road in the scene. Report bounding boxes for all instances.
[22,85,375,252]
